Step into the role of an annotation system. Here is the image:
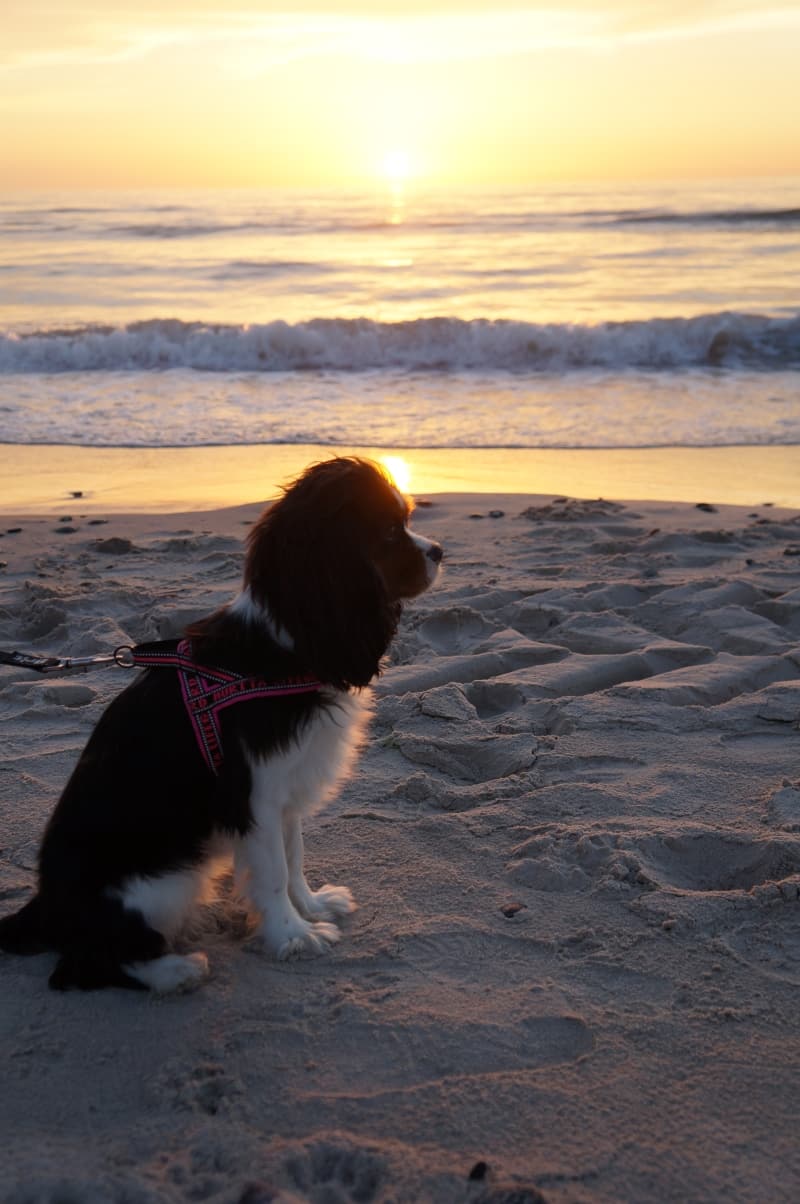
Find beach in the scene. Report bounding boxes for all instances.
[2,0,800,1190]
[2,475,800,1203]
[2,443,800,513]
[2,176,799,1202]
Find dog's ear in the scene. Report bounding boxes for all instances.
[246,497,398,689]
[284,534,398,688]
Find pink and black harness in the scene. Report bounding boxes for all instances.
[130,639,321,775]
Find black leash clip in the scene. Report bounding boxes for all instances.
[0,647,136,674]
[0,650,65,673]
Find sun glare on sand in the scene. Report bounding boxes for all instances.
[381,455,412,493]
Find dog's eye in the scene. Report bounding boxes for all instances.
[385,522,405,544]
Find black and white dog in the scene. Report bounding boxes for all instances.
[0,457,442,992]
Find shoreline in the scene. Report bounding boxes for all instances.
[1,442,799,513]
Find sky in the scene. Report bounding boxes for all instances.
[3,1,800,189]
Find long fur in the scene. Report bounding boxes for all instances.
[0,457,441,992]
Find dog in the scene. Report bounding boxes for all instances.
[0,457,442,992]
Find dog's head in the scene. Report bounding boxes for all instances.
[244,457,442,688]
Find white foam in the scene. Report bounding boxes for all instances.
[0,362,797,450]
[1,312,799,375]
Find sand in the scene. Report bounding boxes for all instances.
[1,443,800,513]
[1,484,800,1203]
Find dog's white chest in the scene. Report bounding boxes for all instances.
[248,688,371,819]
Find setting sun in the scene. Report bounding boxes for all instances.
[381,149,413,184]
[380,455,412,494]
[3,3,799,188]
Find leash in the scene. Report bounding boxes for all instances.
[1,639,322,776]
[0,646,136,674]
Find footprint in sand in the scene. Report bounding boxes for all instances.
[285,1140,385,1202]
[304,1004,593,1095]
[395,728,537,785]
[392,686,537,787]
[417,606,498,654]
[536,751,644,787]
[385,682,537,787]
[631,829,800,893]
[508,824,800,897]
[20,600,68,640]
[465,680,527,718]
[764,781,800,831]
[720,911,800,984]
[160,1061,243,1117]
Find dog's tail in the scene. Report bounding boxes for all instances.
[0,895,48,954]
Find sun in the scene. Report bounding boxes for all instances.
[380,455,412,493]
[381,149,413,184]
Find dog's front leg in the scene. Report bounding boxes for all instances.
[283,809,356,923]
[237,801,340,960]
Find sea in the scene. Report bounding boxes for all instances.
[1,178,799,452]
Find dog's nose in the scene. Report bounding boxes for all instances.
[427,543,443,564]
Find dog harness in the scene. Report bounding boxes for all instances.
[130,639,322,775]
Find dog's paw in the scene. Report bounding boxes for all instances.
[262,918,341,961]
[125,951,210,994]
[302,884,357,921]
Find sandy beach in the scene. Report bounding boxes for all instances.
[2,479,800,1203]
[2,443,800,513]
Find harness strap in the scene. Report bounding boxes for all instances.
[131,639,321,775]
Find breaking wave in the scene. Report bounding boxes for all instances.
[2,312,799,374]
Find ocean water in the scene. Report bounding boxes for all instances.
[1,179,799,450]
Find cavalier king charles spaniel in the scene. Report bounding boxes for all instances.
[0,457,442,992]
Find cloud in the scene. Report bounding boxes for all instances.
[3,2,799,74]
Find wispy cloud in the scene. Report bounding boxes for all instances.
[3,3,800,74]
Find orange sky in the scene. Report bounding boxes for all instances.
[3,2,800,188]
